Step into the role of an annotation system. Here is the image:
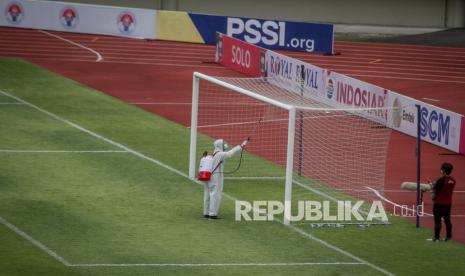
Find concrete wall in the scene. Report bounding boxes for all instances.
[46,0,465,28]
[447,0,465,27]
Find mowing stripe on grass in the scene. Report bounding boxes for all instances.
[0,89,392,275]
[0,216,71,266]
[69,262,364,267]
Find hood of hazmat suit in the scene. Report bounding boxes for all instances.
[213,139,228,153]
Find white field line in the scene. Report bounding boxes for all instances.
[0,89,391,275]
[0,216,71,266]
[0,51,101,59]
[0,150,128,153]
[0,48,207,64]
[367,187,465,218]
[0,44,215,56]
[0,39,216,53]
[38,30,103,62]
[367,187,433,217]
[69,262,363,267]
[0,102,23,105]
[18,56,221,69]
[0,215,359,268]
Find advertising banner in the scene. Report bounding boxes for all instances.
[0,0,156,39]
[216,33,266,77]
[323,70,389,124]
[189,13,333,54]
[461,118,465,154]
[386,92,462,153]
[264,50,325,99]
[216,33,464,154]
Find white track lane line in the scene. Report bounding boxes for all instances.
[38,30,103,62]
[367,187,465,218]
[422,98,441,102]
[347,74,465,84]
[0,89,392,275]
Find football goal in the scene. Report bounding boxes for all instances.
[189,72,393,225]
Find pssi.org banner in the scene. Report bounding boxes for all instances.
[189,13,333,54]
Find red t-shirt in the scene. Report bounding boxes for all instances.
[433,175,456,206]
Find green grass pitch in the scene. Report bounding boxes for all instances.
[1,58,465,275]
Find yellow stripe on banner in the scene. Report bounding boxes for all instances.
[156,11,205,43]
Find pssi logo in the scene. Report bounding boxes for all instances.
[419,106,451,145]
[227,17,286,46]
[118,11,136,34]
[326,78,334,99]
[5,1,23,24]
[60,7,78,29]
[226,17,315,52]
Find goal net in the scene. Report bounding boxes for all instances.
[189,72,393,225]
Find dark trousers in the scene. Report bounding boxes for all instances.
[433,204,452,239]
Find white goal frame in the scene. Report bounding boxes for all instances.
[189,72,296,225]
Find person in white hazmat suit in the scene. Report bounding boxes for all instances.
[204,138,248,219]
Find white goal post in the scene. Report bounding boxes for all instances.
[189,72,392,225]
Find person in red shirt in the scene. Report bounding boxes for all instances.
[429,162,456,241]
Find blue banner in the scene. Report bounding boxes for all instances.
[189,13,333,54]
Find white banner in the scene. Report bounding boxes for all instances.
[264,47,462,153]
[216,34,464,153]
[386,92,462,153]
[0,0,156,39]
[323,70,389,124]
[265,50,325,101]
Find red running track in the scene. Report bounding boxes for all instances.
[1,26,465,243]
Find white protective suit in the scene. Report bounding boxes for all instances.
[203,139,247,217]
